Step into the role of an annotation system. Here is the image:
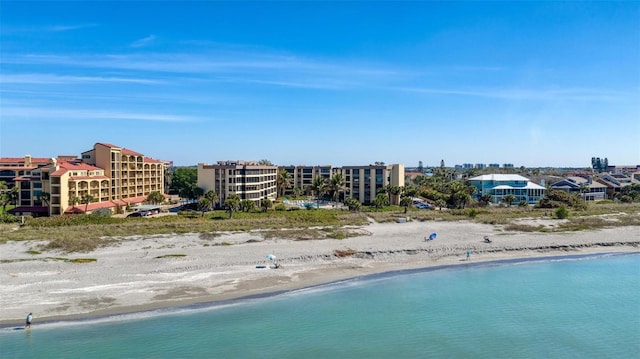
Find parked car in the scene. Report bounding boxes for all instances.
[415,202,432,209]
[127,211,149,218]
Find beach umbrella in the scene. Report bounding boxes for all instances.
[429,233,437,241]
[266,254,276,260]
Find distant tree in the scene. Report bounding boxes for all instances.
[327,172,347,203]
[385,185,402,206]
[502,194,517,206]
[198,198,211,217]
[37,191,51,208]
[345,197,361,212]
[400,196,413,213]
[260,198,272,212]
[478,194,493,207]
[81,194,95,213]
[69,194,80,210]
[146,191,165,205]
[224,194,241,218]
[170,167,197,195]
[258,159,274,166]
[373,193,388,210]
[310,176,327,208]
[192,186,204,199]
[0,182,18,213]
[204,190,219,209]
[240,199,255,213]
[276,169,293,198]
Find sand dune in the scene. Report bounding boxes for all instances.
[1,220,638,325]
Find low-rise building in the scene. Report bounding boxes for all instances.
[550,176,607,201]
[197,161,278,207]
[469,174,546,205]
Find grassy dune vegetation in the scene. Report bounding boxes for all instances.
[1,203,639,253]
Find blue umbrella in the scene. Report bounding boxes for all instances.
[428,233,437,241]
[266,254,276,260]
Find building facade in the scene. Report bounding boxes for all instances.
[4,143,165,216]
[550,176,607,201]
[469,174,546,205]
[341,164,405,205]
[197,161,278,206]
[279,165,337,196]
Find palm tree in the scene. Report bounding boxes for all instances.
[198,198,211,217]
[309,176,327,208]
[240,199,255,213]
[69,194,80,207]
[276,170,293,198]
[38,191,51,207]
[225,194,241,219]
[260,197,272,212]
[327,173,347,204]
[399,196,413,213]
[204,190,218,210]
[81,194,95,214]
[385,185,402,206]
[502,194,517,207]
[344,197,361,212]
[373,193,388,211]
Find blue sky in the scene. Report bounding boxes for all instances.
[1,1,638,168]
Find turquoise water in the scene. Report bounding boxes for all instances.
[2,253,639,358]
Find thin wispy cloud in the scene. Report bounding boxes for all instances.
[397,86,630,102]
[1,106,198,123]
[130,35,157,48]
[0,73,162,85]
[47,24,97,32]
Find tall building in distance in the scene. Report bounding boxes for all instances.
[277,163,405,204]
[341,164,404,205]
[4,143,166,216]
[197,161,278,207]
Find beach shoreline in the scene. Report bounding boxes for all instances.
[1,220,639,327]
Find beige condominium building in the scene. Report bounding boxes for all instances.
[341,164,405,204]
[278,163,405,204]
[4,143,165,216]
[197,160,278,207]
[279,165,337,195]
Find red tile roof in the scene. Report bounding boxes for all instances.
[144,157,163,163]
[0,157,50,164]
[0,166,37,171]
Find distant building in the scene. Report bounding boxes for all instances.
[341,164,404,205]
[277,163,405,205]
[469,174,546,205]
[503,163,514,168]
[488,163,500,168]
[475,163,486,169]
[4,143,165,216]
[550,176,607,201]
[197,161,278,207]
[279,165,336,196]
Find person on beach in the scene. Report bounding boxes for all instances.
[466,251,471,261]
[25,313,32,329]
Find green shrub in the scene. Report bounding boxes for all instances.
[555,206,569,219]
[274,204,286,211]
[0,213,20,223]
[92,208,112,217]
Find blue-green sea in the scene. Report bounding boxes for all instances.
[2,253,639,358]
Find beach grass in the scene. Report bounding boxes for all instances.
[1,203,639,253]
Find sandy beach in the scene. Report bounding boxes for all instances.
[1,219,639,326]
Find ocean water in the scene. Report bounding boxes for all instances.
[1,253,639,359]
